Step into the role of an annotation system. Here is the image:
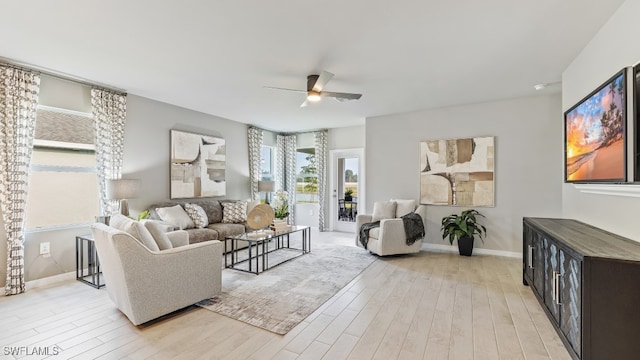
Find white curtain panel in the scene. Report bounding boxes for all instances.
[315,130,328,231]
[91,89,127,216]
[248,127,264,200]
[0,65,40,295]
[276,134,297,225]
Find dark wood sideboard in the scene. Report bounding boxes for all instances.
[523,217,640,360]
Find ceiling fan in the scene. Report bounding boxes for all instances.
[265,71,362,107]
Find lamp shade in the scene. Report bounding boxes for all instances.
[106,179,139,200]
[258,180,275,192]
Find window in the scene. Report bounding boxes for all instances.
[343,157,359,200]
[296,148,317,203]
[260,145,274,180]
[258,146,274,203]
[25,107,99,230]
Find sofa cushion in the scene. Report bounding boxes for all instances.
[184,203,209,228]
[156,205,194,230]
[222,201,248,223]
[192,200,223,224]
[144,221,173,250]
[372,201,397,222]
[208,223,246,239]
[109,214,160,251]
[392,199,417,218]
[369,228,380,240]
[185,228,219,243]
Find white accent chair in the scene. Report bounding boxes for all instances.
[91,220,222,325]
[355,199,427,256]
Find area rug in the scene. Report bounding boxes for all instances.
[197,245,376,335]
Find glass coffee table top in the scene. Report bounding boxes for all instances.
[224,226,311,274]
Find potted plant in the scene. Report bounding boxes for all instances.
[271,190,290,220]
[344,188,354,201]
[441,209,487,256]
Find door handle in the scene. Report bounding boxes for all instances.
[528,246,534,269]
[555,272,562,306]
[551,271,557,302]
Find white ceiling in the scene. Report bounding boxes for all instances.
[0,1,625,132]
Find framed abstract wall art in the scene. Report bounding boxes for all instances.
[420,136,494,207]
[170,130,226,199]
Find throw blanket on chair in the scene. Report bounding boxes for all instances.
[358,221,380,249]
[402,212,425,245]
[359,212,425,249]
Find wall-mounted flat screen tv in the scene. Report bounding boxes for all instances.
[634,65,640,181]
[565,69,627,183]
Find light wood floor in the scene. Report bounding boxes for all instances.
[0,232,571,360]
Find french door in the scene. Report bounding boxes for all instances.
[330,148,364,232]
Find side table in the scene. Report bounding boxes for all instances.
[76,234,104,288]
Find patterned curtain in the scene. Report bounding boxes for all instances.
[276,134,297,225]
[248,127,264,200]
[92,89,127,216]
[0,65,40,295]
[315,130,328,231]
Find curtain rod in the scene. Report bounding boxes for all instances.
[250,125,328,136]
[0,57,127,95]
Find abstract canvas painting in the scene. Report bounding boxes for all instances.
[170,130,226,199]
[420,136,494,206]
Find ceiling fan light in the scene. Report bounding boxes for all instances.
[307,91,321,102]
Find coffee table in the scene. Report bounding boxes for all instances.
[224,225,311,274]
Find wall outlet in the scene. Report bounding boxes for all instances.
[39,242,50,256]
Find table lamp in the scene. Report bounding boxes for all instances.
[106,179,139,216]
[258,180,275,204]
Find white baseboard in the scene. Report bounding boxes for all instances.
[421,243,522,258]
[25,271,76,291]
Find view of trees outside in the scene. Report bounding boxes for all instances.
[344,158,358,198]
[296,149,317,203]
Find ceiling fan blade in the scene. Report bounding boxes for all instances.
[312,71,334,92]
[300,99,309,108]
[320,91,362,100]
[264,86,307,93]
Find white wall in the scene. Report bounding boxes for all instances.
[365,95,563,253]
[562,0,640,241]
[329,125,365,149]
[124,95,251,214]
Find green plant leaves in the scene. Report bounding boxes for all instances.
[440,209,487,245]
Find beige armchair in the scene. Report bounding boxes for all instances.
[91,222,222,325]
[356,199,427,256]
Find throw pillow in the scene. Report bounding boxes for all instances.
[246,198,260,216]
[144,221,173,250]
[371,201,397,222]
[109,214,160,251]
[156,205,194,230]
[184,203,209,229]
[391,199,417,217]
[222,201,248,223]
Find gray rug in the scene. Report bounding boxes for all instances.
[197,245,376,335]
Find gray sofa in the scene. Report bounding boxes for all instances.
[147,199,249,244]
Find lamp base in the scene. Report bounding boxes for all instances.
[119,199,130,217]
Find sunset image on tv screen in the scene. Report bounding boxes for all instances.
[565,73,625,182]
